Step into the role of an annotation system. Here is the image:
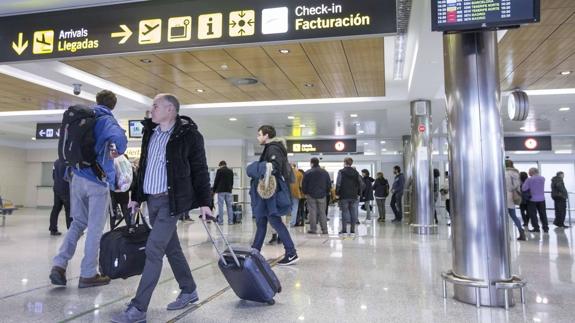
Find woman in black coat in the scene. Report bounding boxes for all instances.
[360,169,375,221]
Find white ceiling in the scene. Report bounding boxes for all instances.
[0,0,574,151]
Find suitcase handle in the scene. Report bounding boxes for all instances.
[200,216,241,268]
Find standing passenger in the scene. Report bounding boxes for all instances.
[49,159,71,236]
[373,172,389,222]
[523,167,549,233]
[336,157,362,235]
[212,160,234,225]
[552,171,569,228]
[302,157,331,234]
[505,160,526,240]
[519,171,529,227]
[390,165,405,223]
[360,169,374,221]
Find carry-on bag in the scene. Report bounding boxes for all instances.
[99,210,150,279]
[232,203,243,224]
[201,216,281,305]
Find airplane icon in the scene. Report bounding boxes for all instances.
[142,23,159,36]
[35,33,51,46]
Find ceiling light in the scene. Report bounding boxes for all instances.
[560,71,572,76]
[382,148,387,151]
[555,150,573,154]
[196,89,205,93]
[308,131,314,135]
[220,64,229,70]
[279,49,290,54]
[350,114,358,118]
[559,107,571,111]
[31,137,36,141]
[519,126,526,130]
[288,116,295,120]
[139,58,152,64]
[358,130,365,134]
[304,83,314,88]
[229,117,237,121]
[363,142,369,145]
[380,140,386,144]
[299,124,306,128]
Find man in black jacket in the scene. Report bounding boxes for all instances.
[302,157,331,234]
[552,171,569,228]
[49,159,71,235]
[213,160,235,225]
[391,165,405,222]
[112,94,212,323]
[336,157,362,234]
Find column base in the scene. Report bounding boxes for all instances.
[410,224,438,234]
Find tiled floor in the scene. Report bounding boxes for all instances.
[0,207,573,323]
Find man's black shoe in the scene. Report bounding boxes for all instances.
[267,233,278,244]
[50,231,62,236]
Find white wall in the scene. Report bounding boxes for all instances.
[0,146,28,206]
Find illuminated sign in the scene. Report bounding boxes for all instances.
[287,139,356,154]
[125,147,142,160]
[0,0,396,63]
[432,0,540,32]
[504,136,551,151]
[128,120,144,139]
[36,123,61,140]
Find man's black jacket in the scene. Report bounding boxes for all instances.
[133,116,211,216]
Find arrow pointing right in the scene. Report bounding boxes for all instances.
[111,24,133,44]
[11,33,28,55]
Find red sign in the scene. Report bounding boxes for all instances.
[334,141,346,152]
[418,124,426,133]
[524,138,538,150]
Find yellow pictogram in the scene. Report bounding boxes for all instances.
[139,19,162,44]
[229,10,255,37]
[12,32,28,55]
[111,24,133,44]
[293,144,301,153]
[198,13,223,40]
[168,16,192,42]
[33,30,54,54]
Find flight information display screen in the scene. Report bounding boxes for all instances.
[432,0,540,32]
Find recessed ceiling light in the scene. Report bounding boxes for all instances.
[31,137,36,141]
[279,49,290,54]
[229,117,237,121]
[300,124,307,128]
[519,126,526,130]
[309,131,314,135]
[288,116,295,120]
[363,142,369,145]
[350,114,358,118]
[559,107,571,111]
[196,89,205,93]
[382,148,387,152]
[358,130,365,134]
[560,71,572,75]
[304,83,314,88]
[139,58,152,64]
[380,140,386,144]
[220,64,229,70]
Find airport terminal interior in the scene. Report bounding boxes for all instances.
[0,0,574,322]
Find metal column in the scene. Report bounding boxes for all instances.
[443,31,513,307]
[410,100,437,234]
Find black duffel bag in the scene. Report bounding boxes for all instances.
[99,210,150,279]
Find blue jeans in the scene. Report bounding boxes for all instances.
[53,175,110,278]
[217,192,234,224]
[252,215,296,256]
[339,198,359,233]
[289,198,299,226]
[507,208,523,233]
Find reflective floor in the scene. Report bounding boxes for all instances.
[0,207,573,323]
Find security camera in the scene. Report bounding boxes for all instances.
[72,83,82,96]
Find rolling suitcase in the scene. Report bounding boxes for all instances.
[99,210,150,279]
[232,203,243,224]
[201,216,281,305]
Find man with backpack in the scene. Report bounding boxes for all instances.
[336,157,362,235]
[50,90,127,289]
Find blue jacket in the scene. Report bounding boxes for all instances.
[392,173,405,194]
[247,161,292,218]
[73,105,127,188]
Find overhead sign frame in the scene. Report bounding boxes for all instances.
[35,123,61,140]
[287,139,357,154]
[0,0,397,63]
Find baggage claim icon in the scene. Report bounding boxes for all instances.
[229,10,255,37]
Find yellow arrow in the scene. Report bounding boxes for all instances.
[11,32,28,55]
[111,24,133,44]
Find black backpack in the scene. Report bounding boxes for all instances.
[58,105,99,171]
[383,179,390,197]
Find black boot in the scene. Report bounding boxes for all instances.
[518,230,526,241]
[267,233,278,244]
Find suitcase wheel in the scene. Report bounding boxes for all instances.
[277,286,282,293]
[267,299,275,305]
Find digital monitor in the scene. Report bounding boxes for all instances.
[432,0,540,32]
[128,120,144,138]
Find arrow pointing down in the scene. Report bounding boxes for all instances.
[111,24,133,44]
[12,33,28,55]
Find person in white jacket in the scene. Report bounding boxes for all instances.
[505,160,526,241]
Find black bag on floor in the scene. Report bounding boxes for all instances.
[201,217,281,305]
[99,210,150,279]
[232,203,243,224]
[295,199,305,226]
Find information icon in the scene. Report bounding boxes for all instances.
[198,13,223,39]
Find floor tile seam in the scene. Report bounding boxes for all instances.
[56,261,215,323]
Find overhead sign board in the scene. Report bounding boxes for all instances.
[36,123,61,140]
[287,139,356,154]
[432,0,540,32]
[0,0,396,63]
[504,136,551,151]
